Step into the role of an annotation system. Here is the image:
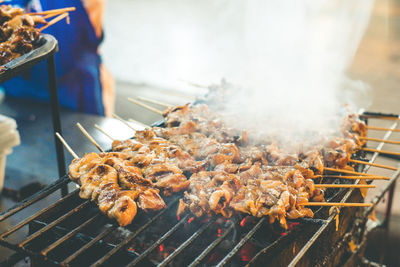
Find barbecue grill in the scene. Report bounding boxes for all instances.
[0,111,398,266]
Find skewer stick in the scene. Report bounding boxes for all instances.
[94,124,115,141]
[299,202,372,207]
[43,12,64,20]
[323,167,374,176]
[360,137,400,145]
[360,114,400,121]
[112,114,137,132]
[178,79,208,89]
[137,96,172,108]
[313,175,389,180]
[366,126,400,133]
[348,159,398,171]
[76,123,104,152]
[128,118,149,129]
[55,132,78,160]
[38,12,69,31]
[314,184,375,189]
[127,97,164,115]
[27,7,76,16]
[362,148,400,157]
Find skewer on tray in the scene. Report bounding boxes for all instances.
[347,159,397,171]
[136,96,172,108]
[366,125,400,133]
[313,175,389,180]
[300,202,372,207]
[359,137,400,145]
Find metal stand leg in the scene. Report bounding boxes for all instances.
[379,182,396,264]
[47,54,68,197]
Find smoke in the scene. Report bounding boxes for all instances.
[208,0,375,141]
[104,0,374,137]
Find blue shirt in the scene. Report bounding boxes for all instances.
[3,0,105,115]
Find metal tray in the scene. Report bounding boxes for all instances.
[0,34,58,84]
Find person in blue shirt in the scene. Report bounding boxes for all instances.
[2,0,114,116]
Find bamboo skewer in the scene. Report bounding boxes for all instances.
[38,12,69,31]
[28,7,76,16]
[127,98,164,115]
[348,159,398,171]
[323,167,374,176]
[313,175,389,180]
[300,202,372,207]
[366,125,400,133]
[55,132,78,160]
[94,124,115,141]
[137,96,172,108]
[362,148,400,157]
[112,114,137,132]
[360,115,400,121]
[314,184,375,189]
[360,137,400,145]
[179,79,208,89]
[76,123,104,152]
[128,118,149,129]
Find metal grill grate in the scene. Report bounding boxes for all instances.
[0,111,399,266]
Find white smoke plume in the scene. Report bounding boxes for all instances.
[206,0,375,141]
[104,0,375,137]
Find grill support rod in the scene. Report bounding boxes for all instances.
[0,190,78,239]
[18,201,90,248]
[41,213,102,257]
[158,218,215,267]
[126,214,189,267]
[91,197,180,266]
[216,218,266,267]
[0,176,70,222]
[188,220,236,267]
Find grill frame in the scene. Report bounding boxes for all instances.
[0,111,399,266]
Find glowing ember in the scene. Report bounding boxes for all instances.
[188,217,195,224]
[177,215,180,221]
[217,228,222,237]
[288,222,300,230]
[240,217,246,227]
[241,242,255,262]
[159,244,164,252]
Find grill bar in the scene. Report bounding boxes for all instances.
[126,214,190,267]
[0,176,70,222]
[158,218,215,267]
[217,217,265,267]
[216,217,266,267]
[188,220,235,267]
[18,201,90,248]
[91,197,180,266]
[365,168,400,216]
[60,225,118,266]
[41,213,102,257]
[0,190,78,239]
[287,119,399,267]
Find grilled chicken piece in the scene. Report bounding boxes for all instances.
[179,171,242,218]
[79,164,117,199]
[68,152,103,182]
[137,188,166,211]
